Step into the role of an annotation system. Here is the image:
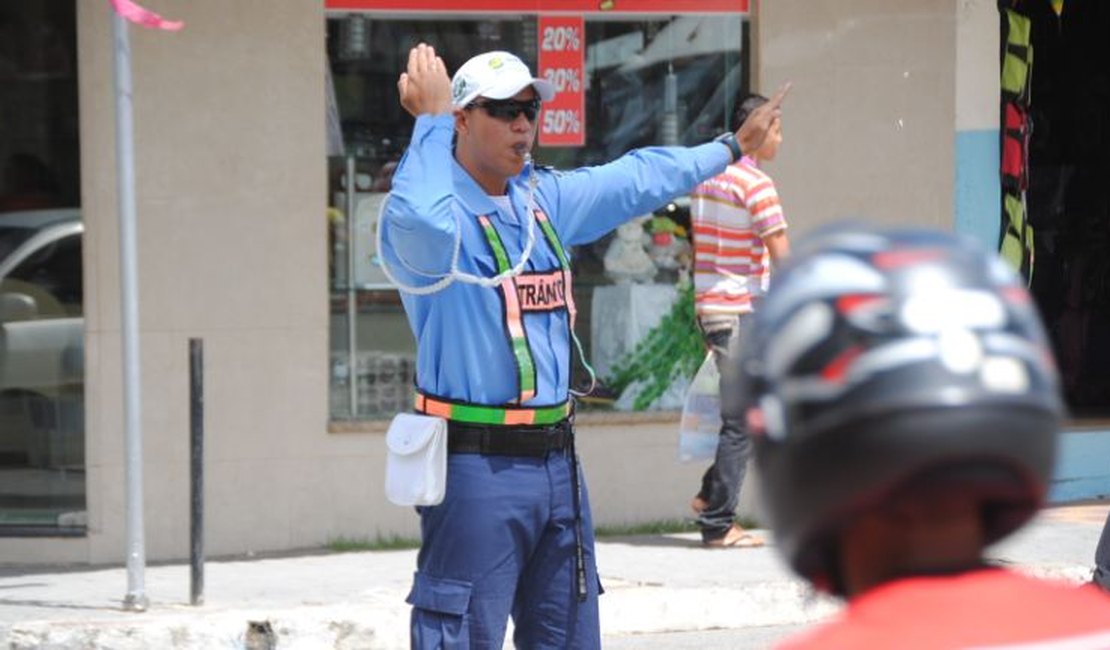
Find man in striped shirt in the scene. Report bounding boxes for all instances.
[688,93,790,547]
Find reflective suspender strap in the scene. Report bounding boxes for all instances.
[415,392,571,425]
[532,212,588,600]
[534,208,602,395]
[534,210,577,329]
[477,215,537,403]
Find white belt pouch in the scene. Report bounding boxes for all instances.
[384,412,448,506]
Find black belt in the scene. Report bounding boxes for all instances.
[447,420,572,457]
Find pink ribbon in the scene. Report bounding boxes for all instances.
[109,0,184,31]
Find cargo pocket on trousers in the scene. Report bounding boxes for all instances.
[406,572,473,649]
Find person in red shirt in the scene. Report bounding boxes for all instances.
[738,223,1110,649]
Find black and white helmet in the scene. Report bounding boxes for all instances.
[742,223,1063,593]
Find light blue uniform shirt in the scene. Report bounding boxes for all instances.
[382,113,730,407]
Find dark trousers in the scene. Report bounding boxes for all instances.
[1095,508,1110,591]
[693,315,752,542]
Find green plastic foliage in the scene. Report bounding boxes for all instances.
[606,283,704,410]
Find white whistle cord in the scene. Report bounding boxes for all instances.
[376,157,539,295]
[375,155,596,398]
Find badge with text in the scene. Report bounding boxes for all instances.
[537,15,585,147]
[516,270,568,311]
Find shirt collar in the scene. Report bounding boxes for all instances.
[450,156,529,226]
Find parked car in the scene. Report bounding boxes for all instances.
[0,208,84,468]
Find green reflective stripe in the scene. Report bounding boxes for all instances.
[476,214,536,403]
[480,220,512,273]
[512,337,536,395]
[536,217,570,269]
[450,402,509,425]
[446,401,568,425]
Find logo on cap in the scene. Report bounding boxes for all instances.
[452,77,468,104]
[488,55,505,70]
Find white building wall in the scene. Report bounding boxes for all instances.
[1,0,340,564]
[954,0,1002,250]
[755,0,957,236]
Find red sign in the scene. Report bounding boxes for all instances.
[537,16,585,147]
[325,1,748,13]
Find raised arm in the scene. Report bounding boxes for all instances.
[382,44,459,278]
[546,143,732,246]
[545,82,792,246]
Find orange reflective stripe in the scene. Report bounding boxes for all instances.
[503,409,538,426]
[562,267,576,330]
[502,277,526,339]
[501,277,535,402]
[422,397,453,419]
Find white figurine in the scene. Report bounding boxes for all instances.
[604,215,657,284]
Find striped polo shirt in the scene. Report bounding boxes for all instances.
[690,156,787,316]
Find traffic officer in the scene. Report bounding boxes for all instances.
[381,43,786,649]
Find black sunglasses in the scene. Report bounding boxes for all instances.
[467,98,542,123]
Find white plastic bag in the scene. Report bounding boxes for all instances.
[678,352,721,462]
[384,413,448,506]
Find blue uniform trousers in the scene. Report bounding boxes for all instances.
[407,450,601,649]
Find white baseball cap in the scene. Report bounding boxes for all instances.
[451,51,555,109]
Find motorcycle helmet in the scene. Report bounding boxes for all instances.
[742,223,1063,593]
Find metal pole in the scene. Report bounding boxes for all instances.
[113,11,148,613]
[189,339,204,606]
[345,155,359,417]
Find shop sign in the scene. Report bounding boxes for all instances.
[537,15,585,147]
[325,1,748,14]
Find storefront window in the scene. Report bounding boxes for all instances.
[1013,2,1110,418]
[0,0,85,533]
[326,12,748,420]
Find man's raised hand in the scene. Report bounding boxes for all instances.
[397,43,453,118]
[735,82,791,156]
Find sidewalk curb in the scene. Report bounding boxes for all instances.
[0,583,834,650]
[1,600,410,650]
[600,582,839,636]
[0,565,1094,649]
